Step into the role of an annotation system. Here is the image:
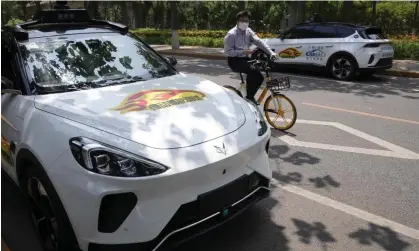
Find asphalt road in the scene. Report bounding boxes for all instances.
[2,57,419,251]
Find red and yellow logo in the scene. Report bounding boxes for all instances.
[279,48,302,58]
[110,89,206,114]
[1,135,13,165]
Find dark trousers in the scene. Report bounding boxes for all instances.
[227,57,264,99]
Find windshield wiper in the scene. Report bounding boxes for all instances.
[92,75,145,87]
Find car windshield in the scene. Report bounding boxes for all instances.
[19,32,177,93]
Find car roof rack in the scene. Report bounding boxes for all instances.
[2,1,128,41]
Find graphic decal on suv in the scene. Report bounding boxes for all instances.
[306,46,326,61]
[110,90,206,114]
[279,48,302,58]
[1,135,13,165]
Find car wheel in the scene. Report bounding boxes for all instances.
[329,55,356,81]
[21,165,79,251]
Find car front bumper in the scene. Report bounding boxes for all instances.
[88,172,270,251]
[355,47,394,70]
[47,129,271,251]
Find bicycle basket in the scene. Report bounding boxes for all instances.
[266,77,290,94]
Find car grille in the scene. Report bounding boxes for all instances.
[88,172,270,251]
[375,58,393,67]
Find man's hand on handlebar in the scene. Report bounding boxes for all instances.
[270,54,278,61]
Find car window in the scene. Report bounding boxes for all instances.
[336,26,355,38]
[1,36,19,89]
[18,32,177,94]
[312,25,337,38]
[284,26,315,39]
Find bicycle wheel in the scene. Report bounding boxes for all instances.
[263,94,297,131]
[223,85,243,98]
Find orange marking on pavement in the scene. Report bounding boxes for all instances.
[302,102,419,125]
[2,239,11,251]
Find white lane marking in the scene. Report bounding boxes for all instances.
[270,179,419,240]
[271,119,419,160]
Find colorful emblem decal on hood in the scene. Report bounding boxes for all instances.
[279,48,302,58]
[110,90,206,114]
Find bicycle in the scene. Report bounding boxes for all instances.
[223,53,297,131]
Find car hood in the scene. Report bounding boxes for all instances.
[34,74,246,149]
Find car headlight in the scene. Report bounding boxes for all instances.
[69,137,169,177]
[246,99,268,136]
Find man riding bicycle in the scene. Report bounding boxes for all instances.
[224,10,277,105]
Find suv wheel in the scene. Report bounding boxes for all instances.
[21,165,79,251]
[329,55,356,81]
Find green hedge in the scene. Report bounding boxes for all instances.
[133,29,419,60]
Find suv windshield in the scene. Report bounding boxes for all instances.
[19,32,177,93]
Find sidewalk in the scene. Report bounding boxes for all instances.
[151,45,419,78]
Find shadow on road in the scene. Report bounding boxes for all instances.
[348,223,411,251]
[308,175,341,190]
[174,57,419,99]
[269,144,320,166]
[292,218,337,251]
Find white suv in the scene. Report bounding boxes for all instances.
[259,22,394,80]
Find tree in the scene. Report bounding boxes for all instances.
[414,1,418,34]
[170,1,180,50]
[372,1,377,25]
[84,0,100,19]
[340,1,353,23]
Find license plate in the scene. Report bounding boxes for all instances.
[382,52,393,58]
[197,175,249,218]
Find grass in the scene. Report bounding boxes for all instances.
[133,29,419,60]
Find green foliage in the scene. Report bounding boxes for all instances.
[6,18,25,27]
[132,29,278,39]
[392,40,419,60]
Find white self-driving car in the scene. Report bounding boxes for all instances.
[254,22,394,80]
[1,7,272,251]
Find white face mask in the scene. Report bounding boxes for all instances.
[238,21,249,30]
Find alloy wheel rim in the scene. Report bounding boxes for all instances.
[332,58,352,79]
[27,177,59,250]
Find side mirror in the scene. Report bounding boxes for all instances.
[166,56,177,66]
[1,77,21,95]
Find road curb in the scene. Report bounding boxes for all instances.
[158,50,419,79]
[158,50,226,60]
[376,69,419,78]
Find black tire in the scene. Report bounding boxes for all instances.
[328,54,357,81]
[20,164,79,251]
[263,94,297,131]
[223,85,243,98]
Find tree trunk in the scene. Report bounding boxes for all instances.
[170,1,180,50]
[372,1,377,26]
[341,1,353,22]
[36,1,42,12]
[132,1,141,28]
[85,1,100,19]
[122,1,130,26]
[413,1,418,34]
[238,1,246,11]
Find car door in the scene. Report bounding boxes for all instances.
[269,26,308,64]
[1,36,26,182]
[301,24,342,66]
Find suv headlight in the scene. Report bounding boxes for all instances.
[246,99,268,136]
[69,137,169,177]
